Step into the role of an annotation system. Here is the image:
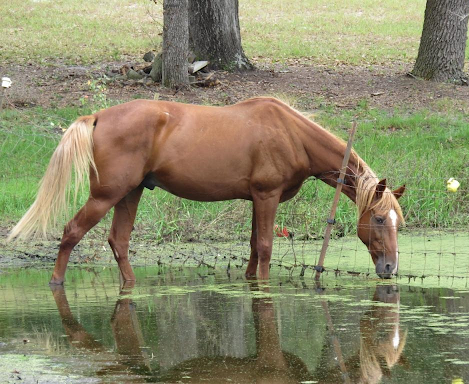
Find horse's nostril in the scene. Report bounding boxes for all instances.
[384,263,392,274]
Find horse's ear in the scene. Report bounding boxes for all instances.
[393,185,406,200]
[398,354,410,369]
[375,178,387,200]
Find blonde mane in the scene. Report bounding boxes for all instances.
[355,166,405,224]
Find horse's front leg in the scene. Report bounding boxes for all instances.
[108,186,144,282]
[245,206,258,278]
[251,192,280,280]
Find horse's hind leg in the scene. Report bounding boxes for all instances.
[50,196,120,285]
[245,206,258,277]
[108,186,144,282]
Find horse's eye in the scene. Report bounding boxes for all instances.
[375,216,385,224]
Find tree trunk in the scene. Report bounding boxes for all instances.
[189,0,252,71]
[162,0,189,88]
[411,0,469,83]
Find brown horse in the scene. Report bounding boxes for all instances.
[8,97,405,284]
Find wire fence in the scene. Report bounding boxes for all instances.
[1,107,468,282]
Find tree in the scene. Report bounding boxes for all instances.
[188,0,252,71]
[411,0,469,83]
[159,0,252,88]
[162,0,189,88]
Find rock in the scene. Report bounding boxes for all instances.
[127,69,144,80]
[143,51,155,63]
[150,53,163,82]
[105,70,120,78]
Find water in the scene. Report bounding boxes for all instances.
[4,232,469,282]
[1,267,469,383]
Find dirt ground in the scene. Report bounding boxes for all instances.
[2,59,469,112]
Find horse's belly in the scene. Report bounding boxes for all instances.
[142,171,251,202]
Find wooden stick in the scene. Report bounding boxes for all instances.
[320,297,352,384]
[315,122,358,280]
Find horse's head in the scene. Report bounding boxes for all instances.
[357,179,405,279]
[359,285,408,383]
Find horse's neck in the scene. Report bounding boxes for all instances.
[317,158,364,204]
[298,119,366,203]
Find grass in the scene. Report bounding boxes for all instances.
[1,103,468,242]
[317,105,469,229]
[241,0,428,65]
[1,0,162,65]
[2,0,467,66]
[1,0,468,245]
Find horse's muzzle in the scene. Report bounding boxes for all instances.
[376,261,397,279]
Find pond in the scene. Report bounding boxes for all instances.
[1,267,469,383]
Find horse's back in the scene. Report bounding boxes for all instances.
[91,98,310,201]
[94,97,292,127]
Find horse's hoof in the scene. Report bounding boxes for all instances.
[49,279,64,286]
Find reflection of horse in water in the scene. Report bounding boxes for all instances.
[51,284,152,382]
[358,285,408,383]
[51,283,407,383]
[317,285,408,384]
[158,285,314,384]
[51,283,313,383]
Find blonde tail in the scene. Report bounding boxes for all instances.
[7,115,98,241]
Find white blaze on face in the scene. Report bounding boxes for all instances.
[393,300,400,350]
[389,209,399,266]
[389,209,398,228]
[393,327,400,350]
